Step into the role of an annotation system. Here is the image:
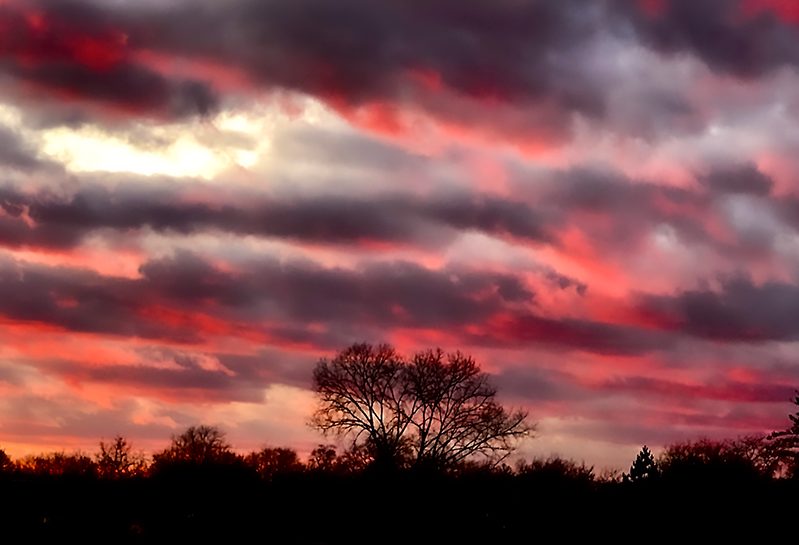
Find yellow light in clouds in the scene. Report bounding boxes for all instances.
[0,104,23,126]
[41,125,228,178]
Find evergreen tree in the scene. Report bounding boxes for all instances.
[789,391,799,435]
[628,445,658,482]
[769,390,799,477]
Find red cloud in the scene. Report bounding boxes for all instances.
[0,6,128,71]
[743,0,799,23]
[0,3,217,119]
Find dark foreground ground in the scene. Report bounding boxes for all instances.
[1,466,796,543]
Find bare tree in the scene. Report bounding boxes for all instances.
[306,444,339,472]
[96,435,147,478]
[153,425,236,467]
[405,349,531,469]
[311,343,533,471]
[245,447,303,479]
[311,344,411,468]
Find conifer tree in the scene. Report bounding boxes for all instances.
[768,391,799,477]
[628,445,659,482]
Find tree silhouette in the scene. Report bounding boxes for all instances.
[152,425,236,468]
[311,343,533,471]
[627,445,658,482]
[770,390,799,477]
[16,452,98,477]
[96,435,147,478]
[0,448,12,473]
[658,438,764,483]
[311,344,411,469]
[729,434,785,478]
[517,456,595,486]
[245,447,303,480]
[307,444,339,472]
[405,349,531,470]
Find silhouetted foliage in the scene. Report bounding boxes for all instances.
[96,435,147,479]
[151,425,239,475]
[16,452,98,478]
[154,426,233,464]
[304,443,372,475]
[244,446,303,480]
[312,343,533,472]
[790,391,799,435]
[626,445,659,483]
[516,456,595,488]
[728,434,787,478]
[770,390,799,477]
[0,433,797,542]
[336,442,373,473]
[306,444,338,472]
[0,448,12,473]
[0,372,796,540]
[658,438,766,484]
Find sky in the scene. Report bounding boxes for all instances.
[1,0,799,469]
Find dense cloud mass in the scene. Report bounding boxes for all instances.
[619,0,799,77]
[0,182,554,249]
[1,0,799,466]
[638,275,799,341]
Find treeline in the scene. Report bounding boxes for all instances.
[1,343,798,541]
[0,426,372,480]
[0,427,797,482]
[0,427,798,542]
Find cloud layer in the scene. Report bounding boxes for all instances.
[1,0,799,467]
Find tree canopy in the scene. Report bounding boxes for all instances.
[311,343,533,471]
[152,425,236,468]
[627,445,658,483]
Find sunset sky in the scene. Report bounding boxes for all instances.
[2,0,799,468]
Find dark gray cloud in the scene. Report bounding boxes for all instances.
[0,2,219,121]
[4,0,794,136]
[0,182,554,250]
[517,163,788,259]
[136,251,537,328]
[618,0,799,78]
[138,0,607,112]
[493,366,586,403]
[0,0,615,137]
[601,375,796,403]
[0,250,532,338]
[638,275,799,342]
[7,62,218,118]
[545,270,588,296]
[700,163,774,196]
[0,124,46,171]
[1,159,787,267]
[0,250,675,356]
[469,312,671,356]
